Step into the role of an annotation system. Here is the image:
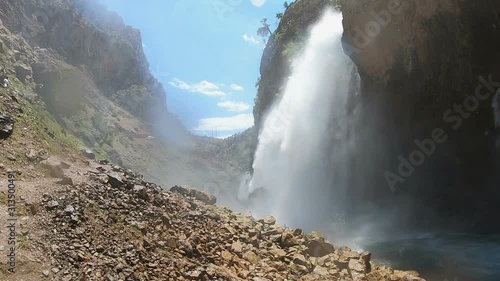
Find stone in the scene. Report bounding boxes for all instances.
[313,265,329,276]
[166,238,177,248]
[80,148,96,159]
[41,157,70,178]
[64,205,75,214]
[57,177,74,185]
[263,215,276,225]
[107,173,125,188]
[0,113,14,140]
[46,200,59,210]
[221,250,233,261]
[270,248,286,258]
[243,251,260,265]
[15,63,32,83]
[231,241,243,253]
[293,228,303,236]
[306,239,335,257]
[170,185,216,205]
[293,254,308,266]
[349,259,368,273]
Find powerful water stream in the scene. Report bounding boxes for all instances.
[239,10,355,232]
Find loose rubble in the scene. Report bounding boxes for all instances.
[34,160,425,280]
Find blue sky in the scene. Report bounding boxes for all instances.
[98,0,285,138]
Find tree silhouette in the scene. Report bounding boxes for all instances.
[257,18,273,42]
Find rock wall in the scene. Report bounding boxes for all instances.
[342,0,500,232]
[0,0,171,122]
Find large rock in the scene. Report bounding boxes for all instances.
[0,113,14,139]
[41,156,71,178]
[14,63,32,83]
[80,148,95,159]
[170,185,216,205]
[305,232,335,257]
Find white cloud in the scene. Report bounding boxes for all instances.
[251,0,266,7]
[242,34,260,45]
[195,113,254,132]
[230,84,244,91]
[217,101,250,112]
[169,78,225,96]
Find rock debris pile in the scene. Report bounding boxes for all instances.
[36,160,425,281]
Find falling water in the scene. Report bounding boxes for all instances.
[239,9,356,231]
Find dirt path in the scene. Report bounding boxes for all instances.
[0,158,92,280]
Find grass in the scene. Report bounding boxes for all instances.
[17,233,31,249]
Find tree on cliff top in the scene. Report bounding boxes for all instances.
[257,18,273,42]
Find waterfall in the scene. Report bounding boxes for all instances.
[239,9,357,232]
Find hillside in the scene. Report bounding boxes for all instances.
[0,0,245,194]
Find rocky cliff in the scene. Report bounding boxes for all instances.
[0,0,167,120]
[341,0,500,233]
[254,0,500,233]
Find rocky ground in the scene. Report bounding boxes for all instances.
[0,151,426,281]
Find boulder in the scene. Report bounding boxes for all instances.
[41,157,71,178]
[170,185,216,205]
[107,173,125,188]
[305,232,335,257]
[15,63,32,83]
[80,148,96,159]
[263,215,276,225]
[57,176,74,185]
[0,113,14,139]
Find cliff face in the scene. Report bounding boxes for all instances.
[255,0,500,233]
[0,0,168,121]
[342,0,500,232]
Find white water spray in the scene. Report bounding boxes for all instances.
[239,10,357,231]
